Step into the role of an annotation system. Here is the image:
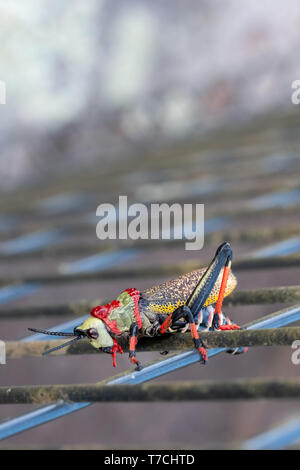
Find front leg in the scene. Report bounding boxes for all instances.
[160,305,207,363]
[128,322,143,371]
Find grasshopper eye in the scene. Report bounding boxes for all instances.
[87,328,99,340]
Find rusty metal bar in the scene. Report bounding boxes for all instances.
[1,303,300,441]
[5,326,300,359]
[2,378,300,405]
[0,255,299,288]
[1,225,299,260]
[1,285,300,320]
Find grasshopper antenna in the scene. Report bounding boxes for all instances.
[42,335,83,355]
[27,327,87,355]
[28,328,77,337]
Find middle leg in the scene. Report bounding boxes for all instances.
[160,305,207,363]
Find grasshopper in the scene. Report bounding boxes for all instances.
[29,242,245,370]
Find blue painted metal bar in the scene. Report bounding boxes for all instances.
[248,188,300,210]
[182,178,224,198]
[36,193,93,215]
[1,303,300,441]
[0,230,65,255]
[262,153,298,174]
[242,417,300,450]
[0,230,62,303]
[59,248,140,274]
[251,237,300,259]
[0,284,41,306]
[136,178,224,203]
[0,247,139,307]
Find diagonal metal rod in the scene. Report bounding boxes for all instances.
[0,303,300,441]
[242,417,300,450]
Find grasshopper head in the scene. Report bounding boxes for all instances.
[29,289,140,363]
[74,316,114,350]
[28,312,115,357]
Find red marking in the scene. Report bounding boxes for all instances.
[130,356,139,366]
[160,313,173,334]
[214,266,230,317]
[124,288,142,329]
[129,336,137,351]
[91,288,142,334]
[90,301,121,335]
[218,324,240,331]
[111,338,123,367]
[198,347,207,362]
[190,323,199,340]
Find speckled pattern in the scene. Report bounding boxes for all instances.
[141,267,237,315]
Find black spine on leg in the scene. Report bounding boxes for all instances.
[130,322,139,336]
[169,305,205,350]
[129,322,139,358]
[170,305,193,326]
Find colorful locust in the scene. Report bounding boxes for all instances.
[29,242,244,370]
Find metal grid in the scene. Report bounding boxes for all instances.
[0,112,300,448]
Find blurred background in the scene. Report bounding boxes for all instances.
[1,0,300,190]
[0,0,300,449]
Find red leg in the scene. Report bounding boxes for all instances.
[190,322,207,363]
[160,313,173,335]
[213,259,240,331]
[111,338,123,368]
[160,306,207,363]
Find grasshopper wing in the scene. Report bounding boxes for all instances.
[141,268,237,315]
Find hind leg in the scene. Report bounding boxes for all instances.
[213,314,241,331]
[211,252,241,331]
[161,242,238,363]
[217,313,247,354]
[161,242,241,364]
